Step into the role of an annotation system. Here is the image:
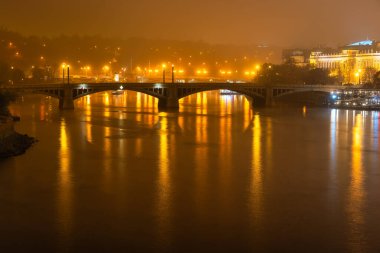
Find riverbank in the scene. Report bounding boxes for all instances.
[0,116,36,159]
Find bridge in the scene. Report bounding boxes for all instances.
[1,82,339,110]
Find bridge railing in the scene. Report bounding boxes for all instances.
[1,82,365,91]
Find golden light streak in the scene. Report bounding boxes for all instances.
[251,114,263,223]
[347,113,366,252]
[156,113,172,247]
[58,119,72,245]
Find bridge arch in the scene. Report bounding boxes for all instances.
[274,89,331,105]
[71,87,167,100]
[21,89,63,100]
[177,86,267,105]
[274,88,331,98]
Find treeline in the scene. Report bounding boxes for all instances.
[254,63,337,85]
[0,28,281,76]
[0,63,25,84]
[254,63,380,86]
[0,90,17,116]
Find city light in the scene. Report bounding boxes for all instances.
[196,68,208,75]
[103,65,110,72]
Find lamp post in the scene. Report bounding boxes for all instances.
[61,63,70,85]
[355,69,362,85]
[162,64,166,83]
[62,63,66,83]
[67,66,70,85]
[172,65,175,84]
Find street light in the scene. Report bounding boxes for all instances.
[103,65,110,76]
[355,69,362,85]
[172,64,175,83]
[61,63,67,83]
[67,65,70,84]
[162,64,167,83]
[61,63,70,84]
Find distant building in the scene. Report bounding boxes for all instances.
[282,49,311,67]
[309,40,380,84]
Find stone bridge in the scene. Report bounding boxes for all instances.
[1,82,339,110]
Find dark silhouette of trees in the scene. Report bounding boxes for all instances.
[304,68,331,85]
[374,71,380,87]
[254,63,336,85]
[0,62,25,84]
[0,90,17,116]
[31,68,47,82]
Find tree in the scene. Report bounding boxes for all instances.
[10,68,25,83]
[254,63,334,86]
[304,68,331,85]
[374,71,380,87]
[0,63,10,83]
[0,90,17,116]
[31,68,47,82]
[362,67,377,84]
[0,62,25,84]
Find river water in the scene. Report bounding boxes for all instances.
[1,91,379,252]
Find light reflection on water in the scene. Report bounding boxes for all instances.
[3,91,380,252]
[348,113,366,252]
[251,114,263,225]
[58,118,72,247]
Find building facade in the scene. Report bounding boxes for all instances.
[282,49,311,67]
[309,40,380,84]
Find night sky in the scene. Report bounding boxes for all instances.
[1,0,380,46]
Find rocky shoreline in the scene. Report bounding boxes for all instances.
[0,116,36,159]
[0,131,36,158]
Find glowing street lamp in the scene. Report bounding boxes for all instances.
[355,69,362,85]
[172,64,175,84]
[103,65,110,76]
[61,63,70,83]
[162,64,167,83]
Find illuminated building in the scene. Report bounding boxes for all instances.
[309,40,380,84]
[282,49,311,67]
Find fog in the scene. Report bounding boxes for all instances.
[1,0,380,46]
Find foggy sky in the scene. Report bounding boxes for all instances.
[1,0,380,47]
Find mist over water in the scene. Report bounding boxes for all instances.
[1,91,380,252]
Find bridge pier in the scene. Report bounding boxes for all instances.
[158,97,179,109]
[59,87,74,110]
[158,85,179,110]
[265,87,275,107]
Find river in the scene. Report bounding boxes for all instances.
[1,91,379,252]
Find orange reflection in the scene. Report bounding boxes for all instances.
[244,98,252,130]
[196,93,202,115]
[347,113,365,252]
[39,103,45,121]
[302,106,307,117]
[136,93,143,121]
[196,93,208,144]
[195,98,209,207]
[265,118,273,171]
[85,99,93,143]
[104,92,110,107]
[136,93,142,112]
[135,138,142,156]
[251,114,263,223]
[156,113,171,246]
[102,126,112,190]
[58,119,72,243]
[219,95,232,210]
